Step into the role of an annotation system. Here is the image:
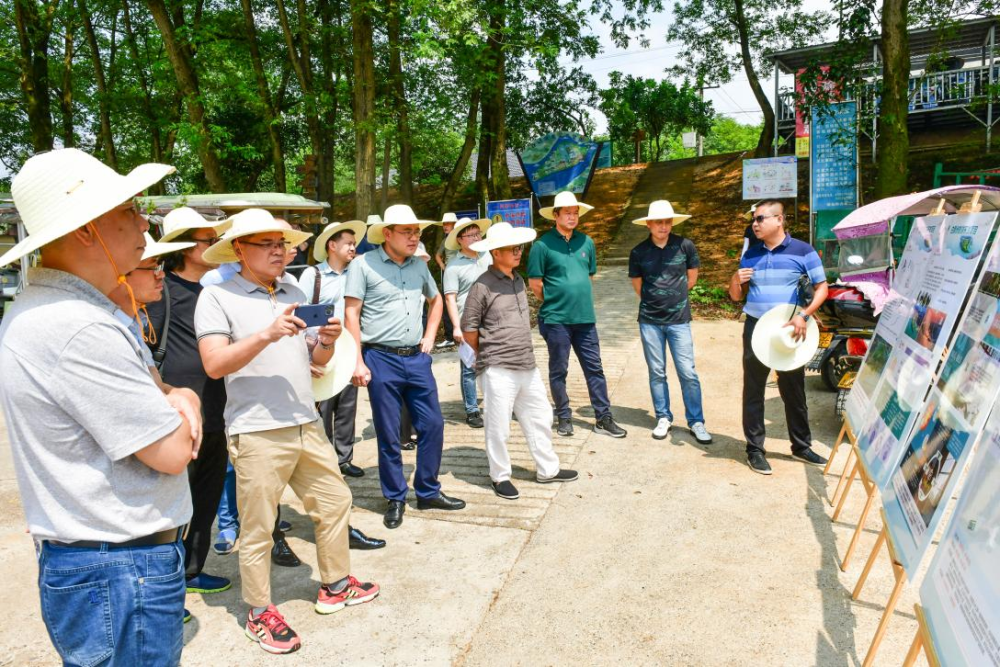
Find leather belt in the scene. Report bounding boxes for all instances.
[47,527,185,549]
[364,343,421,357]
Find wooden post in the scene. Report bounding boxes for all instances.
[931,198,946,216]
[902,605,941,667]
[829,424,858,507]
[832,455,860,521]
[858,511,908,667]
[958,189,982,213]
[840,458,878,571]
[824,420,853,476]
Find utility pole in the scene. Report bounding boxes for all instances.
[697,84,719,157]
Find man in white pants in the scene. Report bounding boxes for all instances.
[460,222,578,500]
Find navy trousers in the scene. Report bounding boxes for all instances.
[538,319,612,421]
[364,348,444,501]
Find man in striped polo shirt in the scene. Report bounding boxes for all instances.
[729,199,829,475]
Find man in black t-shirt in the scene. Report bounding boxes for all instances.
[628,200,712,445]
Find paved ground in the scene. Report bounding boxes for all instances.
[0,263,923,666]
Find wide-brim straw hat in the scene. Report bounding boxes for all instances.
[202,208,312,265]
[538,191,594,221]
[366,204,437,244]
[414,242,431,260]
[366,214,383,226]
[2,148,174,268]
[470,222,537,252]
[751,304,820,371]
[445,218,493,251]
[312,330,357,401]
[159,206,232,242]
[632,200,691,225]
[141,232,193,261]
[313,220,367,262]
[441,212,459,224]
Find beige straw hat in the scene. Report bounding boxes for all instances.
[538,191,594,221]
[366,204,438,244]
[313,220,367,262]
[141,232,194,261]
[441,212,459,224]
[445,218,493,251]
[201,208,312,265]
[750,304,820,371]
[632,200,691,225]
[158,206,232,242]
[2,148,174,268]
[470,222,537,252]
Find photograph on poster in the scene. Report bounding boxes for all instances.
[903,291,947,352]
[941,341,1000,426]
[898,401,967,529]
[855,334,892,398]
[980,268,1000,298]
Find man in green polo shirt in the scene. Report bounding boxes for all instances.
[527,191,627,439]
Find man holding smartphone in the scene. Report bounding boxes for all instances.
[196,209,378,654]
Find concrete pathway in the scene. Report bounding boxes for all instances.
[0,257,920,665]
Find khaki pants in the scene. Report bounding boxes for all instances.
[228,421,352,607]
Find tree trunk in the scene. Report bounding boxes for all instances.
[350,0,377,219]
[13,0,60,152]
[57,17,74,147]
[79,0,117,168]
[440,88,480,216]
[381,135,392,211]
[121,0,165,186]
[387,0,412,203]
[874,0,909,198]
[145,0,226,191]
[241,0,286,191]
[475,103,494,205]
[486,4,512,199]
[732,0,775,157]
[318,0,342,209]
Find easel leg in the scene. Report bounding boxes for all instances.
[902,628,923,667]
[832,457,859,521]
[862,562,906,667]
[824,422,848,476]
[830,446,857,507]
[840,483,878,571]
[852,527,886,601]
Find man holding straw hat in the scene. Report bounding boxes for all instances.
[462,222,578,500]
[528,190,627,439]
[443,216,493,428]
[195,208,378,654]
[0,148,199,665]
[628,200,712,445]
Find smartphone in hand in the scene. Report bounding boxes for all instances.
[293,304,337,328]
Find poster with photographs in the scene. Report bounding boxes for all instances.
[919,408,1000,666]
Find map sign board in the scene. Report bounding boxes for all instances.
[519,133,601,196]
[742,156,797,200]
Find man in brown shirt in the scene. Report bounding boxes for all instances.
[461,222,577,501]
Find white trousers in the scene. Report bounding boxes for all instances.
[482,366,561,482]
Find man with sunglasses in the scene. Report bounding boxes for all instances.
[443,217,492,428]
[729,199,829,476]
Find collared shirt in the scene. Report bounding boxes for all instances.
[344,246,439,347]
[194,273,318,435]
[113,308,157,367]
[740,233,826,318]
[296,261,348,319]
[628,234,700,325]
[461,267,535,372]
[0,268,189,542]
[443,251,493,316]
[200,261,241,287]
[526,228,597,324]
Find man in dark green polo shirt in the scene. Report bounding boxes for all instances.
[527,191,627,438]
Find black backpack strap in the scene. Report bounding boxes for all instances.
[312,266,321,304]
[153,278,171,370]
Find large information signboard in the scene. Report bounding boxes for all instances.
[519,133,600,196]
[919,408,1000,665]
[742,157,797,200]
[849,212,997,488]
[486,199,532,229]
[811,101,858,212]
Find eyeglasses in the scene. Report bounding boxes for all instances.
[386,228,423,239]
[238,239,291,252]
[132,262,165,273]
[191,236,221,245]
[506,245,524,254]
[458,231,482,240]
[752,214,782,223]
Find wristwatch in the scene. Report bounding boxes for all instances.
[800,313,810,322]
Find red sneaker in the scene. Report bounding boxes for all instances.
[244,605,301,654]
[315,576,380,614]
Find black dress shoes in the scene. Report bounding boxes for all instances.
[340,463,365,478]
[416,493,467,511]
[348,525,386,550]
[271,536,301,567]
[401,440,416,451]
[384,500,405,529]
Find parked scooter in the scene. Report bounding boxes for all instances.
[810,283,877,404]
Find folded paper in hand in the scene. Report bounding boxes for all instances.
[459,342,477,368]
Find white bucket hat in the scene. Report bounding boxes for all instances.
[312,322,358,401]
[445,217,493,251]
[441,212,459,224]
[414,242,431,260]
[158,206,232,242]
[313,220,367,262]
[632,200,691,225]
[538,191,594,221]
[202,208,312,265]
[141,232,194,261]
[2,148,175,268]
[470,222,537,252]
[366,214,383,226]
[366,204,438,244]
[750,304,820,371]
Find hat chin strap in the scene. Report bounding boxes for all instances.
[89,222,144,339]
[234,240,277,303]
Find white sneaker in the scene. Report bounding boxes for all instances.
[652,418,671,440]
[691,422,713,445]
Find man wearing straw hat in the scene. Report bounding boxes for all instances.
[296,219,367,478]
[0,148,199,665]
[443,216,493,428]
[462,222,578,500]
[435,212,460,349]
[528,190,627,439]
[628,200,712,445]
[729,199,829,475]
[196,208,378,654]
[344,203,466,530]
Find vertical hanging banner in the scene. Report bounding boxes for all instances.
[518,133,601,196]
[919,407,1000,666]
[811,101,858,212]
[486,199,533,229]
[795,71,810,158]
[851,212,997,489]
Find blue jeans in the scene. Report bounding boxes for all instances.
[638,321,705,425]
[38,537,186,666]
[537,320,611,421]
[217,459,239,533]
[460,360,479,414]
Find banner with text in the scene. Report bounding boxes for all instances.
[811,102,858,212]
[486,199,533,229]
